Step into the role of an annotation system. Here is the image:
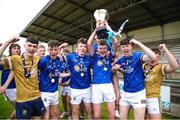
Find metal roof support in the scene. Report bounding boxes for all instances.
[29,0,91,34]
[141,3,163,25]
[25,30,72,44]
[42,13,89,33]
[24,31,51,42]
[90,16,94,33]
[161,24,164,41]
[39,0,92,35]
[19,0,55,36]
[64,0,92,13]
[31,23,77,40]
[54,0,146,37]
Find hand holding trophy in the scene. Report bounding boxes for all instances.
[94,9,129,39]
[94,9,110,39]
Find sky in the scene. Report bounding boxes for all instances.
[0,0,54,54]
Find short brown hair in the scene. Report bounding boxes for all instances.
[99,40,107,46]
[151,48,161,55]
[77,38,87,44]
[26,37,39,45]
[120,38,130,46]
[48,40,59,47]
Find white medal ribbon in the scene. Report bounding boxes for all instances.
[107,19,129,37]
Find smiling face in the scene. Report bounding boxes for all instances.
[120,39,133,57]
[9,43,21,56]
[120,44,132,57]
[98,44,107,56]
[76,38,88,56]
[47,40,59,59]
[24,37,39,58]
[77,43,87,56]
[37,47,46,58]
[24,42,38,58]
[48,46,59,59]
[11,46,21,55]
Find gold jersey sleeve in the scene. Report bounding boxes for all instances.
[143,63,167,98]
[3,55,40,102]
[1,56,12,70]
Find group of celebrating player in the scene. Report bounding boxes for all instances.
[0,18,179,120]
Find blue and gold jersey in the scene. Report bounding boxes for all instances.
[38,55,62,92]
[116,52,144,93]
[92,52,114,84]
[66,53,92,89]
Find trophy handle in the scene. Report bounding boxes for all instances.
[94,9,107,22]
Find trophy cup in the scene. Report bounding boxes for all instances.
[94,9,109,39]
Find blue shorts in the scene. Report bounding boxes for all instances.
[16,97,46,119]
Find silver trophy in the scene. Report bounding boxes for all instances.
[94,9,109,22]
[94,9,129,38]
[94,9,109,39]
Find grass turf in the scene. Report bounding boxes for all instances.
[0,94,179,119]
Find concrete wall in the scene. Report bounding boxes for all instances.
[65,45,74,52]
[164,21,180,40]
[126,21,180,43]
[70,20,180,50]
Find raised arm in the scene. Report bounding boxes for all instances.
[112,35,118,52]
[58,43,68,54]
[159,44,179,74]
[59,43,68,50]
[0,36,19,58]
[130,39,156,62]
[0,71,14,94]
[87,30,96,56]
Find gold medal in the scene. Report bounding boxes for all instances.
[97,60,103,66]
[74,65,80,71]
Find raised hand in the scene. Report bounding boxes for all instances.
[159,44,167,53]
[129,39,140,45]
[112,64,121,71]
[9,36,20,43]
[59,42,68,48]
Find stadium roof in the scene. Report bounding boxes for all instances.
[21,0,180,44]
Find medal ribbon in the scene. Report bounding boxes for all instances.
[49,58,58,80]
[62,56,69,73]
[107,19,129,37]
[100,56,108,69]
[77,55,85,76]
[21,53,34,79]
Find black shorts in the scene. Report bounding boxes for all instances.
[16,97,46,119]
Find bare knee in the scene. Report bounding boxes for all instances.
[93,113,100,120]
[108,111,115,119]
